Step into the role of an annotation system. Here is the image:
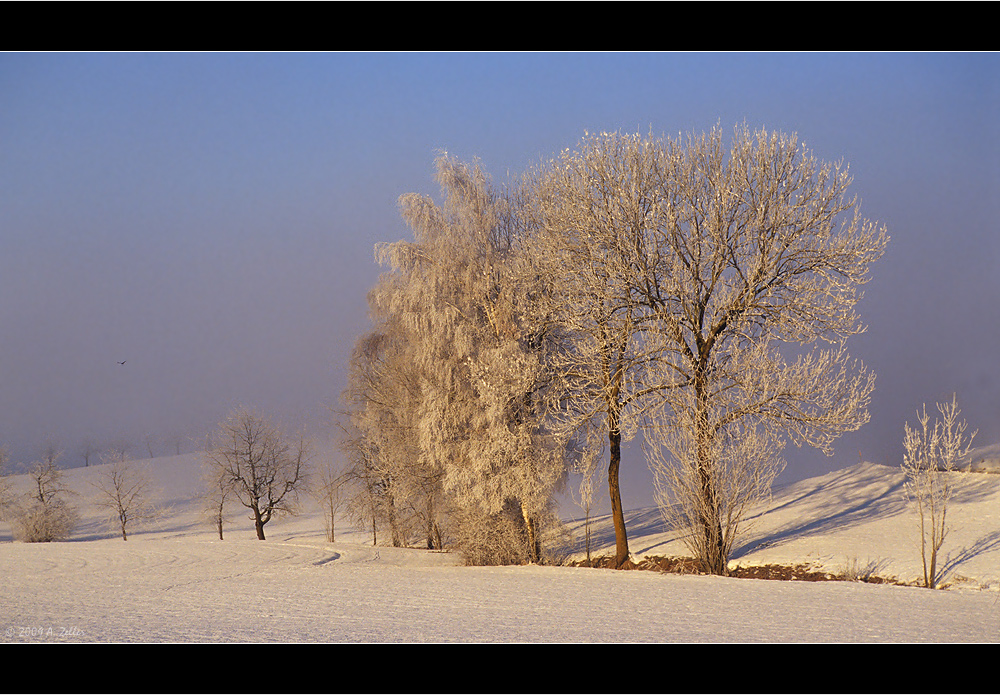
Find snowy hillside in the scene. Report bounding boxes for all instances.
[2,452,999,643]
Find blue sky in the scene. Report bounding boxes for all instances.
[1,52,997,509]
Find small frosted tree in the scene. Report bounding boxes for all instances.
[92,449,162,541]
[902,395,976,588]
[13,455,78,542]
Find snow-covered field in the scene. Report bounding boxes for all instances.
[2,451,999,643]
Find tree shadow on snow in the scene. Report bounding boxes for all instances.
[731,465,909,560]
[559,506,682,557]
[939,528,1000,585]
[732,466,999,562]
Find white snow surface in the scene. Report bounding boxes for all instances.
[2,452,999,643]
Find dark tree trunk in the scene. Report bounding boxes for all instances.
[253,506,266,540]
[608,427,630,568]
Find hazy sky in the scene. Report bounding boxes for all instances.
[1,52,997,508]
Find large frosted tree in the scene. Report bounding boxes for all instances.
[639,125,887,574]
[528,132,677,568]
[529,126,887,572]
[343,153,569,564]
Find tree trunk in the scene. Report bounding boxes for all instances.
[695,369,726,575]
[328,498,336,542]
[608,427,630,568]
[426,494,436,549]
[253,506,266,540]
[528,515,541,563]
[217,515,224,541]
[520,505,541,564]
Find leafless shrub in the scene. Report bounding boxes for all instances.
[902,395,976,588]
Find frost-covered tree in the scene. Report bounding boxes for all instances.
[635,125,887,575]
[343,153,570,564]
[529,126,887,573]
[342,325,436,548]
[92,449,162,541]
[902,395,976,588]
[12,454,78,542]
[204,406,309,540]
[528,132,681,568]
[201,458,234,540]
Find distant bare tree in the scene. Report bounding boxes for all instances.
[200,459,234,540]
[42,442,63,468]
[0,444,12,521]
[104,439,132,465]
[204,407,309,540]
[79,438,100,467]
[143,433,158,459]
[92,449,162,541]
[902,395,976,588]
[313,457,351,543]
[165,432,185,456]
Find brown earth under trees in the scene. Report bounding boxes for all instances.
[568,555,905,585]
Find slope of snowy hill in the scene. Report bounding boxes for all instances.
[2,451,998,644]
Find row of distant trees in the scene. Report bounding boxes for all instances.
[337,124,890,572]
[0,445,161,542]
[0,409,349,545]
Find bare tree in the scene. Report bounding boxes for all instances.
[79,438,100,467]
[902,395,976,588]
[313,456,351,543]
[12,454,78,542]
[92,449,162,541]
[204,407,309,540]
[201,458,234,540]
[568,429,605,565]
[0,444,12,521]
[143,433,158,459]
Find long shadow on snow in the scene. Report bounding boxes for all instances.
[560,507,680,558]
[731,466,907,560]
[732,465,999,562]
[940,528,1000,584]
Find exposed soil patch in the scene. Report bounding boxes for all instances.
[568,554,904,585]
